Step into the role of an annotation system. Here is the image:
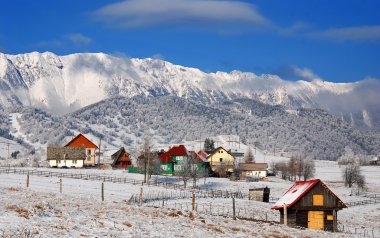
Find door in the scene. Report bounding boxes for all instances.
[308,211,324,230]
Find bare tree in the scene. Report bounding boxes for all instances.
[287,156,297,181]
[270,161,279,176]
[244,147,255,163]
[302,158,315,181]
[136,135,154,183]
[175,157,191,189]
[280,154,315,181]
[277,162,289,180]
[215,162,228,178]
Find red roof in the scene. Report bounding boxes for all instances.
[190,151,208,163]
[158,145,189,163]
[197,150,208,160]
[271,179,347,210]
[65,133,98,149]
[271,179,320,210]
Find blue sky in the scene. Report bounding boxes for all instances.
[0,0,379,83]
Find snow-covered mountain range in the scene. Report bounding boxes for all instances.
[1,52,379,131]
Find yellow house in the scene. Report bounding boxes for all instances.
[206,147,235,174]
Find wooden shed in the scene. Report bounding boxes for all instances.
[272,179,347,232]
[111,147,132,169]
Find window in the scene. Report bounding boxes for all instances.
[73,160,77,164]
[313,194,324,206]
[87,149,92,155]
[57,160,61,164]
[219,158,223,162]
[327,215,334,221]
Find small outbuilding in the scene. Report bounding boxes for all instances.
[111,147,132,169]
[272,179,347,232]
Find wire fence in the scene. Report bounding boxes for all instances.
[0,167,250,200]
[1,173,379,237]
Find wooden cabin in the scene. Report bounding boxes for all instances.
[65,134,98,167]
[272,179,347,232]
[111,147,132,169]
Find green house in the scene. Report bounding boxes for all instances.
[158,145,209,176]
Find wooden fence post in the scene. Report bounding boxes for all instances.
[139,187,143,207]
[59,178,62,193]
[192,192,195,211]
[26,174,29,191]
[101,182,104,201]
[283,204,287,225]
[232,197,236,220]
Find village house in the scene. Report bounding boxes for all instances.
[239,162,268,178]
[159,145,209,175]
[47,146,86,168]
[111,147,132,169]
[206,147,235,176]
[272,179,347,232]
[65,133,98,167]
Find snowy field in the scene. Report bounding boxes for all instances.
[0,160,379,237]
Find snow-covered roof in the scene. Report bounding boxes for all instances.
[370,157,379,162]
[272,179,347,210]
[272,179,320,210]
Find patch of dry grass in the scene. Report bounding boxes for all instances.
[123,221,133,227]
[5,204,30,219]
[6,187,21,192]
[207,224,225,234]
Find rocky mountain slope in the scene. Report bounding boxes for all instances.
[1,52,379,131]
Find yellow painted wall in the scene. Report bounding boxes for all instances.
[207,148,235,172]
[84,148,96,166]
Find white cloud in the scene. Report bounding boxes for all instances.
[292,66,321,82]
[93,0,270,29]
[65,33,92,45]
[151,54,165,60]
[272,65,322,82]
[33,33,93,49]
[308,25,380,42]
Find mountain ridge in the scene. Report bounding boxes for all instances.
[0,51,379,131]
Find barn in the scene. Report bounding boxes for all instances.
[272,179,347,231]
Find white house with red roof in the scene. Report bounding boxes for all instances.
[65,133,98,167]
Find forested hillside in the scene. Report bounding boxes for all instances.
[10,96,380,160]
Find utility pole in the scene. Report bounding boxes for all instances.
[146,147,151,184]
[98,138,102,167]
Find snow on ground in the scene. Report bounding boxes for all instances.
[0,178,359,238]
[0,160,379,237]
